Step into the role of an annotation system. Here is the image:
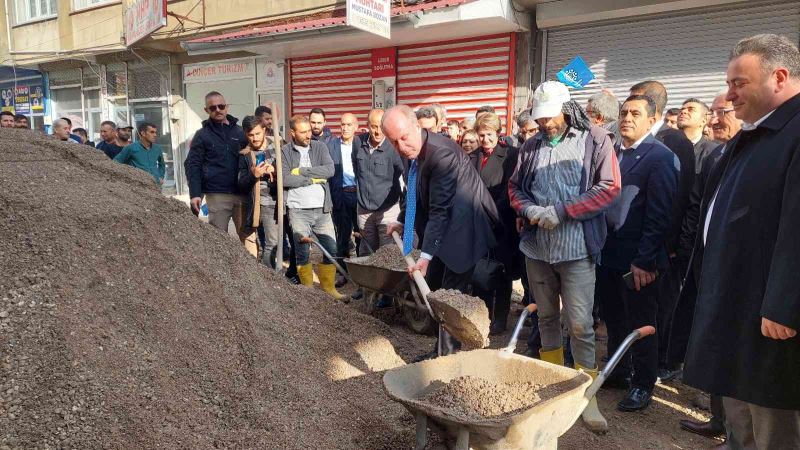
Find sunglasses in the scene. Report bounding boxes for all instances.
[207,104,227,112]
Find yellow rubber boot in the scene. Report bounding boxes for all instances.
[575,363,609,433]
[318,264,345,301]
[297,264,314,287]
[539,347,565,366]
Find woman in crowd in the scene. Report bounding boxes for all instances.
[460,129,480,154]
[469,112,521,334]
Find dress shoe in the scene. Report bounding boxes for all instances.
[413,349,438,363]
[351,288,364,300]
[679,418,725,439]
[658,367,683,383]
[618,387,652,412]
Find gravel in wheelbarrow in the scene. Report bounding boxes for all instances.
[362,245,421,271]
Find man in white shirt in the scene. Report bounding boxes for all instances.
[332,113,360,286]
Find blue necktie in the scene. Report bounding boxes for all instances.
[403,160,418,255]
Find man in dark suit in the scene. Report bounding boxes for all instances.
[329,113,361,287]
[682,34,800,449]
[629,81,696,382]
[670,92,742,443]
[596,94,678,412]
[677,98,719,174]
[383,105,499,357]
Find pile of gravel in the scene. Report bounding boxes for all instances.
[427,289,491,349]
[0,129,428,449]
[362,245,421,272]
[418,376,543,420]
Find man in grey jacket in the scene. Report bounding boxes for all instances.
[282,115,343,301]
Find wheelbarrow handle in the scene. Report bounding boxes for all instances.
[391,231,434,318]
[584,325,656,399]
[503,303,538,353]
[299,236,354,285]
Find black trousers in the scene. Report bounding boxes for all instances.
[333,190,359,259]
[473,277,512,327]
[426,257,474,356]
[596,264,659,390]
[666,270,696,369]
[656,256,685,369]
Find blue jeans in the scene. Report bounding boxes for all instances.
[289,208,337,265]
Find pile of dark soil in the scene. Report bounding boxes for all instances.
[362,245,421,272]
[0,129,427,449]
[418,376,543,420]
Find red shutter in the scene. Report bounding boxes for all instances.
[397,33,514,133]
[290,50,373,135]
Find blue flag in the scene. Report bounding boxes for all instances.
[556,56,595,89]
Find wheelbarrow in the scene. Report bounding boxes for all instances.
[383,325,655,450]
[345,253,437,335]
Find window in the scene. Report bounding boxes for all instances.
[15,0,57,24]
[72,0,116,11]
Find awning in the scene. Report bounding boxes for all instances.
[181,0,529,58]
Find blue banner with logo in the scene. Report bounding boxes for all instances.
[556,56,595,89]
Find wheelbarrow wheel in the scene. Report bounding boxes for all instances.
[403,304,437,336]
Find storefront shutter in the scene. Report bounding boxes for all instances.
[290,50,373,135]
[543,1,800,109]
[397,33,514,131]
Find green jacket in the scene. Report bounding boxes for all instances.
[114,141,166,183]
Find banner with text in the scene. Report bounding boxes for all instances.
[371,48,396,109]
[346,0,391,39]
[125,0,167,46]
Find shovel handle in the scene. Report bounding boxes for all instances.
[584,325,655,399]
[503,304,538,352]
[391,231,432,298]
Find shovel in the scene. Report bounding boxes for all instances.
[299,236,354,285]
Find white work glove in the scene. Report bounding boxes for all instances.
[534,206,560,230]
[524,205,546,224]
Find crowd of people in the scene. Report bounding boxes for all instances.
[181,33,797,449]
[3,31,797,449]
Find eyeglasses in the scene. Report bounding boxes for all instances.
[207,104,227,112]
[710,108,734,118]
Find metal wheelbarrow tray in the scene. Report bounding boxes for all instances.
[344,255,413,295]
[383,349,592,450]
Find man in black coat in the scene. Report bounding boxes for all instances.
[669,92,742,442]
[383,105,499,357]
[677,98,720,174]
[184,91,253,254]
[683,34,800,449]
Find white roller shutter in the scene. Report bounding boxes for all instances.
[290,50,373,135]
[544,1,800,108]
[397,33,514,133]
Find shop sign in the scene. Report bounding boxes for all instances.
[183,60,255,83]
[13,86,31,115]
[257,60,284,90]
[371,48,396,109]
[371,48,396,78]
[125,0,167,46]
[346,0,391,39]
[0,84,44,114]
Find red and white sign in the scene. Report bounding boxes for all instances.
[346,0,391,39]
[371,47,396,78]
[125,0,167,46]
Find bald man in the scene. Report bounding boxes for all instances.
[330,113,361,285]
[354,109,405,255]
[384,105,499,359]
